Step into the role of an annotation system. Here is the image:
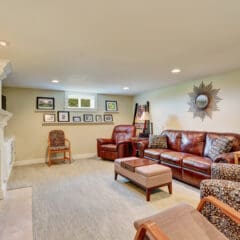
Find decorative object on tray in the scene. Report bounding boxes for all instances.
[188,81,222,120]
[83,114,94,122]
[43,113,56,122]
[57,111,70,122]
[36,97,55,110]
[105,100,118,112]
[95,114,102,122]
[72,116,81,122]
[104,114,113,122]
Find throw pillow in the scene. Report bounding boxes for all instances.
[208,137,233,161]
[148,135,168,149]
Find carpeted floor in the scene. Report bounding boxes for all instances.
[8,158,200,240]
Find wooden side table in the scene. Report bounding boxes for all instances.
[131,137,149,157]
[234,151,240,164]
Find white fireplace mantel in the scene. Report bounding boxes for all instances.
[0,59,13,199]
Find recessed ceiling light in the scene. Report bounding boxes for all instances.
[0,40,9,47]
[51,79,59,83]
[123,86,129,90]
[171,68,181,74]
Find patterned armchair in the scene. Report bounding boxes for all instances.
[200,163,240,240]
[97,125,136,161]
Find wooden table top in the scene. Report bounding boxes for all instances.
[120,158,155,172]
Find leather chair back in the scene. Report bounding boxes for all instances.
[112,125,136,144]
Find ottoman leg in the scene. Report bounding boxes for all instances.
[146,188,151,201]
[114,171,118,180]
[168,182,172,194]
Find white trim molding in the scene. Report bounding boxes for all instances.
[13,153,97,166]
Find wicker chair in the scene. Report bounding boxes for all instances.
[48,130,71,166]
[200,163,240,240]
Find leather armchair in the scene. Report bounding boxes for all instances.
[97,125,136,161]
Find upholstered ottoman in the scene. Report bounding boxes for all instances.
[114,157,172,201]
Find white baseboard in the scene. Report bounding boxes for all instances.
[13,153,96,166]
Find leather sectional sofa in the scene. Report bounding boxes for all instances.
[139,129,240,187]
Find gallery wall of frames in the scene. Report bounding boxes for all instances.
[36,96,118,125]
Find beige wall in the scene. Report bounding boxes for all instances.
[2,87,134,161]
[134,69,240,134]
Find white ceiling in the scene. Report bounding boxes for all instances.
[1,0,240,95]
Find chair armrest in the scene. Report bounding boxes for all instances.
[197,196,240,225]
[65,138,71,147]
[213,152,234,163]
[211,163,240,181]
[134,220,169,240]
[97,138,113,145]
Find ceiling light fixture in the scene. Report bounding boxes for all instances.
[51,79,59,83]
[123,86,129,90]
[171,68,181,74]
[0,40,9,47]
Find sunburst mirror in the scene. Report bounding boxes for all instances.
[187,81,222,120]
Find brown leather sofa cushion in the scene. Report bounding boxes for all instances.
[180,132,206,156]
[162,130,181,152]
[144,149,169,161]
[161,151,192,166]
[183,156,212,175]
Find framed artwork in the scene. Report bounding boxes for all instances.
[83,114,94,122]
[43,113,55,122]
[57,111,70,122]
[104,114,113,122]
[36,97,55,110]
[72,116,81,122]
[105,100,118,112]
[95,115,102,122]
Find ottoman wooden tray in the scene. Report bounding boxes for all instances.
[114,157,172,201]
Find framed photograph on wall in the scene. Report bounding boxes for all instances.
[95,114,102,122]
[57,111,70,122]
[43,113,56,122]
[105,100,118,112]
[36,97,55,110]
[72,116,81,122]
[104,114,113,122]
[83,114,94,122]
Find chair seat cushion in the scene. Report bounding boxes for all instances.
[49,146,69,151]
[136,164,171,177]
[144,149,169,161]
[160,151,192,166]
[183,156,212,175]
[101,144,117,152]
[134,203,228,240]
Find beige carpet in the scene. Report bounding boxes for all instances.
[8,158,200,240]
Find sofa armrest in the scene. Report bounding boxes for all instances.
[137,140,149,158]
[211,163,240,181]
[97,138,113,145]
[213,152,234,163]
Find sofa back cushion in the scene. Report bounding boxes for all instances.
[161,130,181,152]
[112,125,136,144]
[180,132,206,156]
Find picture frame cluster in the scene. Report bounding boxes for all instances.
[37,96,116,124]
[43,112,113,123]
